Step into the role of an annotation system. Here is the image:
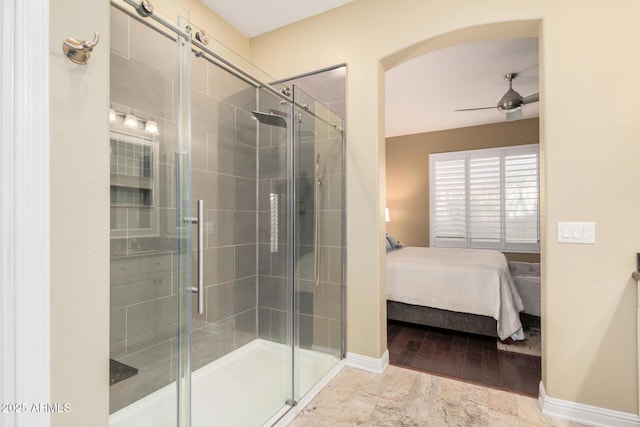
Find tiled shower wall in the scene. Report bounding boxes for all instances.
[257,69,346,354]
[189,51,258,369]
[109,7,258,413]
[293,69,346,354]
[256,90,292,345]
[296,119,345,353]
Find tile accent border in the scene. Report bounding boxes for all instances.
[540,382,640,427]
[345,349,389,374]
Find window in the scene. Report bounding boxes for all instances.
[110,130,159,238]
[429,144,539,252]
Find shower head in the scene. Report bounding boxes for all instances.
[252,111,287,128]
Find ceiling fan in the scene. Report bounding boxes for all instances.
[455,73,539,122]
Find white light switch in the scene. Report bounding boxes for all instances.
[557,221,596,244]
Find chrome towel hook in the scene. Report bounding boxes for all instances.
[63,33,100,65]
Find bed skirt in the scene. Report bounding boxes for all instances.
[387,300,498,338]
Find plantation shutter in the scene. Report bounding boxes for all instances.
[432,158,466,246]
[469,156,501,247]
[429,144,539,252]
[505,150,539,249]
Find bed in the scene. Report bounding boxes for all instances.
[385,243,525,341]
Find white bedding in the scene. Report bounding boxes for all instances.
[386,246,524,341]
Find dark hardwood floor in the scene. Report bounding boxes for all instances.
[387,320,541,396]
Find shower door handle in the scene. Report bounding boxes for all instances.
[314,177,321,287]
[189,199,205,314]
[314,156,324,287]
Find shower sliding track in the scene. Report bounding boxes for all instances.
[111,0,342,131]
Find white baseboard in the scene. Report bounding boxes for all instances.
[345,349,389,374]
[540,382,640,427]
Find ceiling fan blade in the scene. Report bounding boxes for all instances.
[506,109,523,122]
[454,106,496,112]
[522,92,539,104]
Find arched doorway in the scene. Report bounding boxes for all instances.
[381,20,544,396]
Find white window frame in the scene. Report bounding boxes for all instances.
[429,144,540,253]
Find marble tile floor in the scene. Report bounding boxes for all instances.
[288,366,587,426]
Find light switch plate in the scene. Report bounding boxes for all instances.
[557,221,595,244]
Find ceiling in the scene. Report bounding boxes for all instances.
[200,0,354,37]
[199,2,538,138]
[386,37,539,137]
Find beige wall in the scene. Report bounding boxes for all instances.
[157,0,251,58]
[50,0,110,425]
[386,119,541,263]
[250,0,640,415]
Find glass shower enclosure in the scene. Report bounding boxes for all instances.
[108,1,345,426]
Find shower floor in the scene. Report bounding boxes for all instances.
[109,339,340,427]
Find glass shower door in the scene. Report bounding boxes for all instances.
[109,3,346,424]
[292,86,345,401]
[186,55,294,427]
[108,4,193,426]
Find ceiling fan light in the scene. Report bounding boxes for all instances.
[498,90,523,111]
[455,72,538,118]
[506,108,523,122]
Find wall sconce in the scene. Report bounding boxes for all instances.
[385,208,390,223]
[123,112,138,128]
[110,108,160,136]
[144,120,159,135]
